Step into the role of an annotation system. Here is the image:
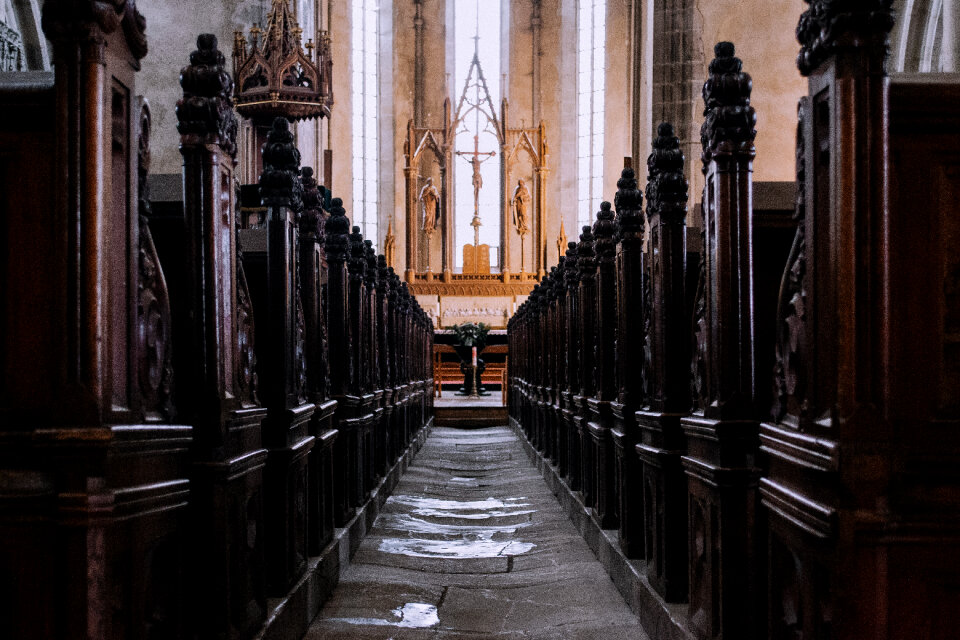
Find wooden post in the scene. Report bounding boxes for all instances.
[637,123,691,599]
[299,166,339,555]
[576,225,597,510]
[257,117,316,595]
[177,34,269,636]
[680,42,759,639]
[611,166,648,559]
[323,198,355,526]
[588,202,620,529]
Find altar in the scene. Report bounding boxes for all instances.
[382,40,558,327]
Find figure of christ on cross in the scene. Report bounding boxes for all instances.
[455,134,496,245]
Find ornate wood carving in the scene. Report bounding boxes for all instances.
[232,0,333,122]
[42,0,148,62]
[636,122,691,600]
[796,0,895,76]
[772,100,808,423]
[176,34,239,158]
[136,102,175,421]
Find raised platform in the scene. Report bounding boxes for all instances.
[434,395,508,427]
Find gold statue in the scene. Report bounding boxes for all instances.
[512,178,531,235]
[418,177,440,233]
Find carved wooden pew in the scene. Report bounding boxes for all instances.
[0,3,192,637]
[248,117,318,594]
[680,42,762,639]
[590,202,620,529]
[563,241,582,491]
[759,1,960,638]
[576,225,598,512]
[298,167,339,556]
[611,166,649,560]
[175,34,274,638]
[321,198,358,526]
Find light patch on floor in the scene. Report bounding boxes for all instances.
[379,537,536,558]
[376,513,533,536]
[327,602,440,629]
[386,494,535,519]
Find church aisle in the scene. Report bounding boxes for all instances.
[305,426,648,639]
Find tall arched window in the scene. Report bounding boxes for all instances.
[577,0,605,230]
[352,0,379,245]
[453,0,502,270]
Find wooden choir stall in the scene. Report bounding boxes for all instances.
[508,3,960,639]
[0,9,433,640]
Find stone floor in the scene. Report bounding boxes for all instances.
[305,426,649,639]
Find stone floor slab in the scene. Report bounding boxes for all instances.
[304,426,649,640]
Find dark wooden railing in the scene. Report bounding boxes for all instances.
[509,3,960,638]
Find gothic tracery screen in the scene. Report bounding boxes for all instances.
[453,0,501,270]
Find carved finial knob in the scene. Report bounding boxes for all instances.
[647,121,688,223]
[614,167,644,234]
[700,40,756,167]
[260,116,302,210]
[177,33,238,158]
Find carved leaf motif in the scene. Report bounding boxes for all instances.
[236,259,259,406]
[295,293,308,403]
[136,103,175,421]
[691,239,708,412]
[642,261,653,402]
[772,99,809,423]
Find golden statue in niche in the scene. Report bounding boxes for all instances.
[419,177,440,234]
[512,178,531,235]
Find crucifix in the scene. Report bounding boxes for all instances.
[455,133,496,246]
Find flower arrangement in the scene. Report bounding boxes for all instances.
[450,322,490,350]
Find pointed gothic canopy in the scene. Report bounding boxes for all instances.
[232,0,333,122]
[453,45,501,143]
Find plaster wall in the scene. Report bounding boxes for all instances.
[694,0,807,182]
[139,0,263,177]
